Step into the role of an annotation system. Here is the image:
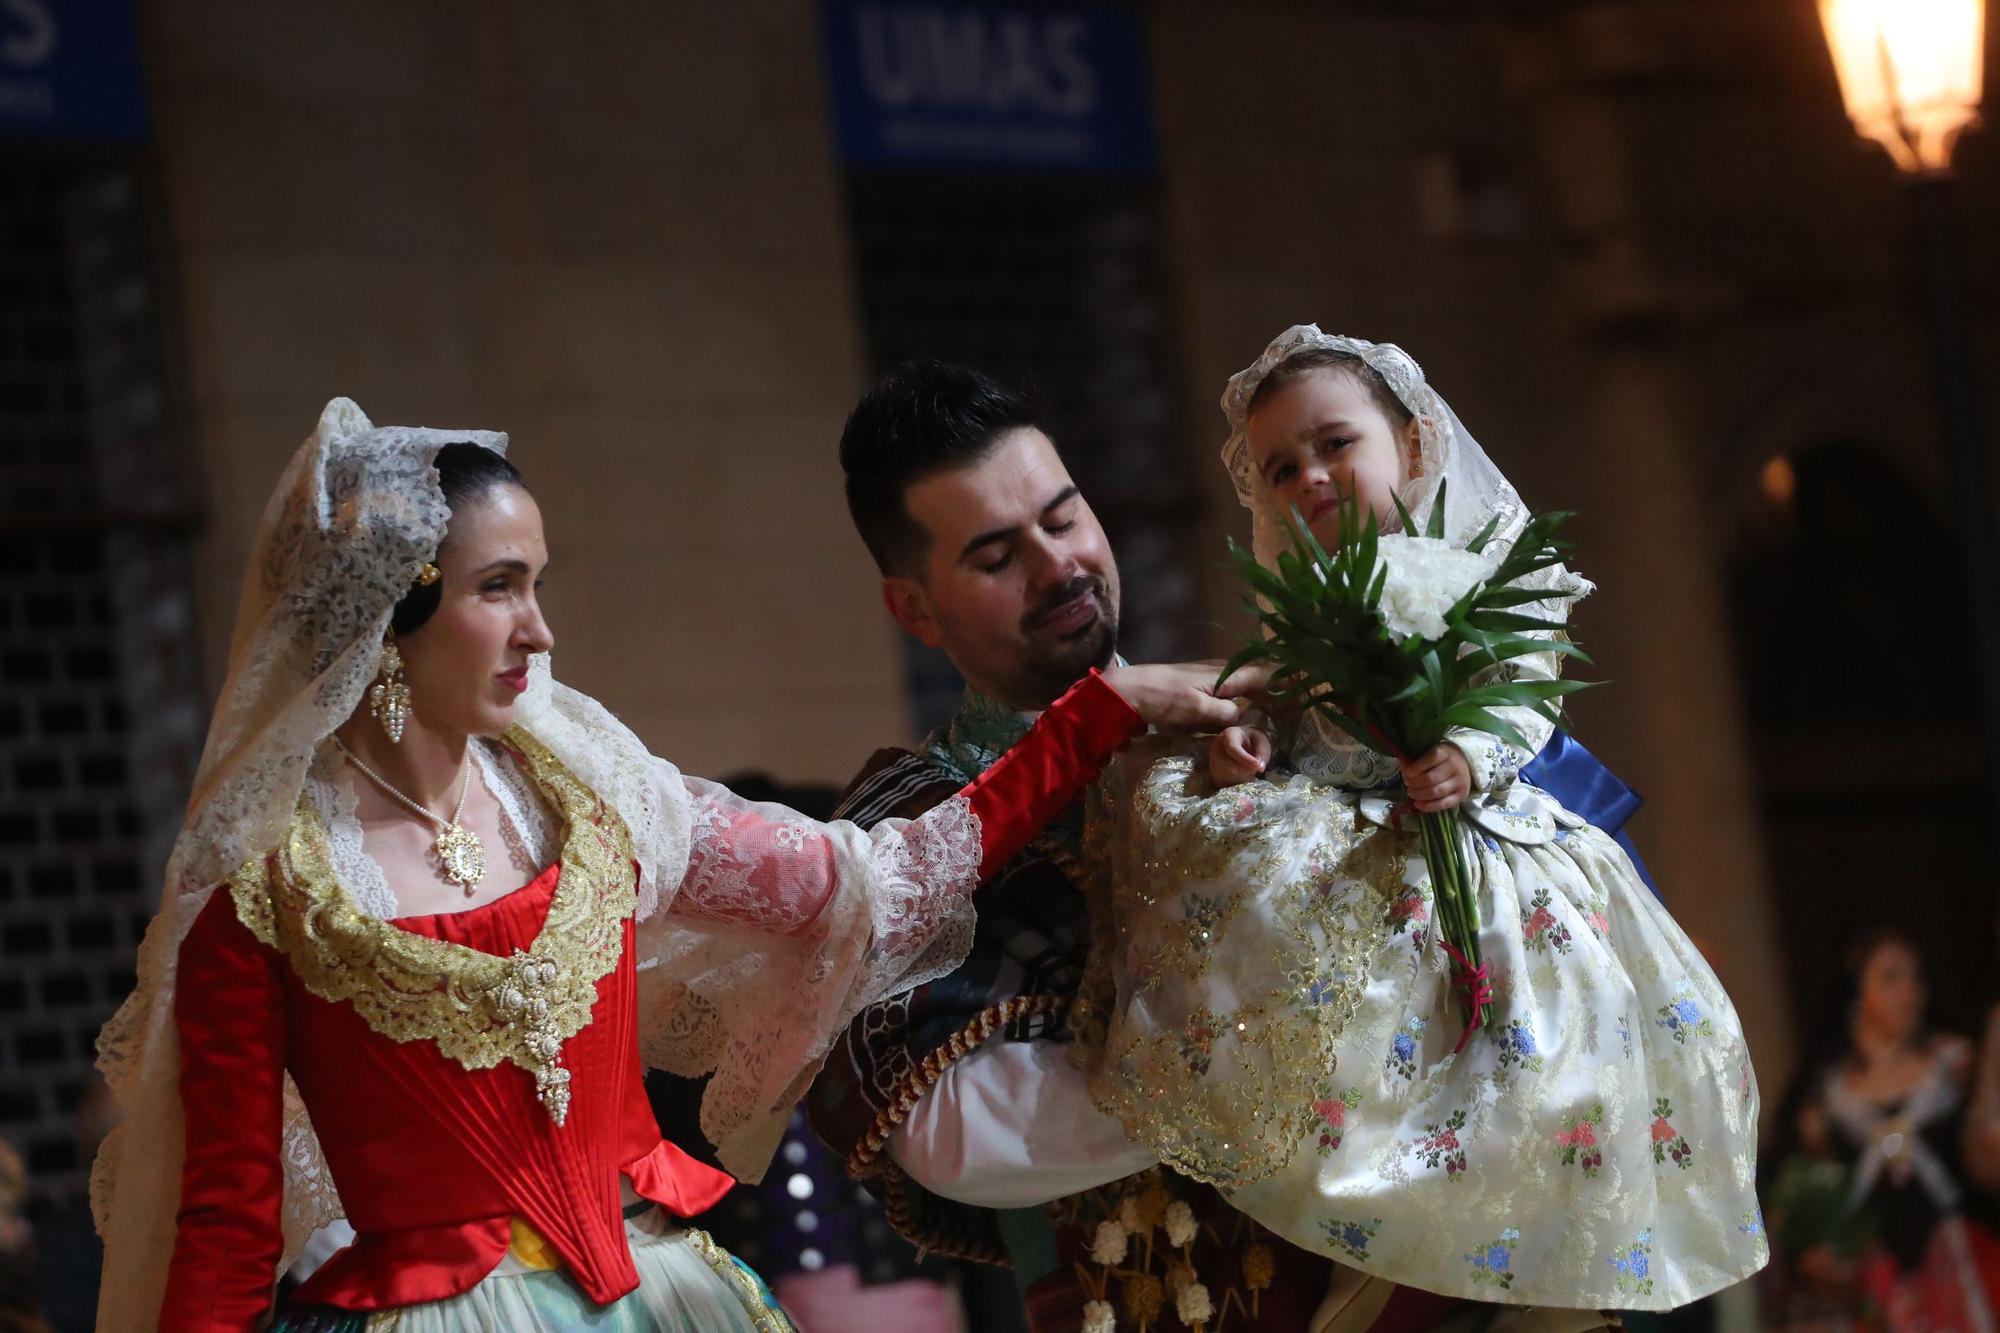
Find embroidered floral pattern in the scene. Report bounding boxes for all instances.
[1388,887,1430,950]
[1308,1083,1363,1154]
[1616,1015,1632,1060]
[1387,1016,1426,1080]
[1555,1104,1605,1176]
[1177,1007,1221,1077]
[1522,886,1573,955]
[1411,1107,1470,1180]
[1465,1227,1520,1290]
[1184,891,1234,940]
[1582,894,1610,942]
[1301,972,1340,1007]
[1740,1208,1770,1262]
[1606,1230,1656,1298]
[1655,990,1715,1045]
[1322,1216,1381,1263]
[1494,1018,1545,1075]
[1650,1098,1692,1169]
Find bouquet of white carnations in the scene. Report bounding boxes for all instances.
[1223,485,1595,1041]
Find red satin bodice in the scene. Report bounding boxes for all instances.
[163,865,736,1324]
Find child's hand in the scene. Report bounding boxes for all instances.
[1400,745,1471,812]
[1207,725,1272,787]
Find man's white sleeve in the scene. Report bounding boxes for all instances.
[886,1038,1158,1207]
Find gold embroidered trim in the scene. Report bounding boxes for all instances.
[1075,748,1392,1191]
[226,728,636,1124]
[682,1227,797,1333]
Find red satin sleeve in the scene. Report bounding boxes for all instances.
[962,667,1142,877]
[158,889,289,1331]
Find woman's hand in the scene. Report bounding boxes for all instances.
[1207,725,1272,787]
[1400,744,1472,812]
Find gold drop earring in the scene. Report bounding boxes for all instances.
[370,635,412,743]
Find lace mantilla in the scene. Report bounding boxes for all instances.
[1216,326,1528,576]
[227,729,635,1125]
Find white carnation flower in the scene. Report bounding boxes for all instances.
[1163,1199,1199,1247]
[1373,534,1501,642]
[1082,1299,1117,1333]
[1175,1280,1214,1325]
[1090,1218,1129,1266]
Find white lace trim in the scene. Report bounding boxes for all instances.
[635,789,982,1180]
[475,737,558,876]
[305,746,397,920]
[306,738,560,920]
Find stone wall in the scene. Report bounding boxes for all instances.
[141,0,908,785]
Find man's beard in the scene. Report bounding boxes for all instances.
[1002,575,1118,708]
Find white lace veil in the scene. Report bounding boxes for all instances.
[1218,325,1527,568]
[90,399,693,1330]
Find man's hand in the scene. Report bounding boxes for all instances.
[1099,661,1272,735]
[1400,744,1472,813]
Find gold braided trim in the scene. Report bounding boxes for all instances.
[876,1159,1011,1266]
[227,729,636,1112]
[845,991,1070,1180]
[843,829,1080,1180]
[682,1227,798,1332]
[840,832,1081,1262]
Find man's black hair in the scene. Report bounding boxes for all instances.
[838,360,1047,576]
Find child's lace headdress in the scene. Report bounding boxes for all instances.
[1218,325,1527,568]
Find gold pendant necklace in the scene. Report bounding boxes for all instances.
[333,738,488,894]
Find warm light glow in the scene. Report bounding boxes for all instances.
[1820,0,1986,173]
[1759,455,1797,507]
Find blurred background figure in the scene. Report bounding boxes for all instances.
[1761,930,2000,1331]
[28,1075,112,1333]
[0,1137,52,1333]
[1968,906,2000,1194]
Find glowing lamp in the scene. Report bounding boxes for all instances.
[1819,0,1985,173]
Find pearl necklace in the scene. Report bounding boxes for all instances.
[333,737,488,894]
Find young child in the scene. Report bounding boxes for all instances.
[1075,327,1767,1312]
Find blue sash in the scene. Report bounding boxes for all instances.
[1520,730,1660,901]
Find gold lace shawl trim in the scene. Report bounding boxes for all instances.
[1073,748,1392,1191]
[225,728,636,1111]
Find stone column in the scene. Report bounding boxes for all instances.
[1501,4,1795,1110]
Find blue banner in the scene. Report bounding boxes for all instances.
[820,0,1156,176]
[0,0,147,142]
